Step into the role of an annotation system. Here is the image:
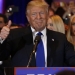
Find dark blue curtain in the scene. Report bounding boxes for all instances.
[5,0,30,26]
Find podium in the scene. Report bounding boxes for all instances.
[14,67,75,75]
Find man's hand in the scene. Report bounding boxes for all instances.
[0,20,12,40]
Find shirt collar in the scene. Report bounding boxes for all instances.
[31,26,46,36]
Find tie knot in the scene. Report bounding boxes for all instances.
[37,32,42,36]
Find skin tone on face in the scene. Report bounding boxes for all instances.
[0,17,6,29]
[48,10,54,17]
[69,1,74,8]
[27,6,48,31]
[72,8,75,14]
[47,18,55,31]
[71,17,75,35]
[64,24,69,32]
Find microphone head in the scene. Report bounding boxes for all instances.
[34,35,41,43]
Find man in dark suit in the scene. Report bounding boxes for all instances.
[0,0,75,67]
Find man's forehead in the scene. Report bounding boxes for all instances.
[30,6,45,10]
[29,6,46,13]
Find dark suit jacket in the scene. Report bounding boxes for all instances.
[0,68,4,75]
[0,26,75,67]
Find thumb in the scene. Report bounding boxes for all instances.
[7,20,12,28]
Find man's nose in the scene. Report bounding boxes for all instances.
[36,13,41,19]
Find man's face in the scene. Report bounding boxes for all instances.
[27,6,48,31]
[0,17,6,29]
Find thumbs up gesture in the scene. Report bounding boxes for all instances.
[0,20,12,40]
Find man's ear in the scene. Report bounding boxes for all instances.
[26,15,30,22]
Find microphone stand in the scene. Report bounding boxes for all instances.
[27,35,40,67]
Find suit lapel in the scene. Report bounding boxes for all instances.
[47,29,59,66]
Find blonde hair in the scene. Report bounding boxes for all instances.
[50,15,65,34]
[67,15,75,45]
[26,0,48,15]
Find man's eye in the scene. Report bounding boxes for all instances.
[40,12,44,14]
[31,13,36,16]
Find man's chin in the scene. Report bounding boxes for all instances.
[35,28,43,31]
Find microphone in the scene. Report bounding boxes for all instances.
[27,35,41,67]
[33,35,41,52]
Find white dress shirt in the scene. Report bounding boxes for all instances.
[31,27,47,67]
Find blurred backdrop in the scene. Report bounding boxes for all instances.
[0,0,75,26]
[0,0,53,26]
